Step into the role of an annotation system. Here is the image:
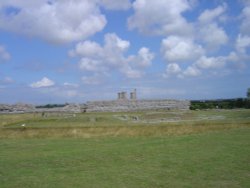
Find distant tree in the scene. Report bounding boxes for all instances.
[235,98,244,108]
[247,88,250,98]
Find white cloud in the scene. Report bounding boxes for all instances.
[183,66,201,77]
[197,4,228,49]
[136,47,154,67]
[198,3,227,23]
[161,35,204,63]
[0,1,45,8]
[63,82,79,88]
[104,33,130,53]
[199,23,228,49]
[0,0,107,43]
[240,5,250,35]
[175,51,245,78]
[100,0,131,10]
[226,52,240,63]
[128,47,154,68]
[0,45,11,61]
[159,3,243,79]
[79,58,105,72]
[128,0,193,36]
[164,64,201,78]
[163,63,182,78]
[166,63,182,74]
[70,33,154,79]
[69,41,103,58]
[195,56,226,69]
[236,34,250,54]
[30,77,55,88]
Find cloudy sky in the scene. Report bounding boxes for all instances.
[0,0,249,104]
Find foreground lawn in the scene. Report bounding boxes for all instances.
[0,128,249,188]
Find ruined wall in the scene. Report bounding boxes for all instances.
[0,100,190,114]
[0,103,35,113]
[86,99,190,112]
[0,103,84,113]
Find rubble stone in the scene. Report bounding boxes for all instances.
[86,99,190,112]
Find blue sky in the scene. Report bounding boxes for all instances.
[0,0,249,104]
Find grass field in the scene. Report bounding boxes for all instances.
[0,109,250,187]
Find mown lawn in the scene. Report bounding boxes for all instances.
[0,128,249,188]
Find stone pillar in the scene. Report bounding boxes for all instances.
[133,89,137,100]
[121,92,127,100]
[130,89,137,100]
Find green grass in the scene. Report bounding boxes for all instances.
[0,129,249,188]
[0,110,249,187]
[0,109,249,138]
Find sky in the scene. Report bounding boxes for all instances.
[0,0,249,104]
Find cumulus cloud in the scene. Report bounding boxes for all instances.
[161,35,204,63]
[160,2,246,79]
[79,58,105,72]
[30,77,55,88]
[166,63,182,74]
[70,33,154,80]
[199,23,228,49]
[195,56,226,69]
[182,66,201,77]
[0,45,11,61]
[0,0,107,43]
[128,0,193,36]
[69,41,103,58]
[240,5,250,35]
[128,47,154,68]
[198,4,228,49]
[163,63,182,78]
[159,3,233,79]
[136,47,154,67]
[163,54,235,79]
[198,3,227,23]
[236,34,250,54]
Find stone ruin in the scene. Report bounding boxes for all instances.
[118,89,137,101]
[86,89,190,112]
[0,103,35,113]
[0,89,190,113]
[0,103,85,114]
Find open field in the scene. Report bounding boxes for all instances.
[0,109,250,187]
[0,109,249,138]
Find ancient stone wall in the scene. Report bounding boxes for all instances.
[0,103,35,113]
[0,100,190,114]
[0,103,84,113]
[86,99,190,112]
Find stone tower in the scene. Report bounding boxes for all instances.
[130,89,137,100]
[117,91,127,100]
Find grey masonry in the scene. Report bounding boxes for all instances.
[0,89,190,113]
[86,89,190,112]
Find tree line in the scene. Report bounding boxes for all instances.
[190,98,250,110]
[36,104,67,108]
